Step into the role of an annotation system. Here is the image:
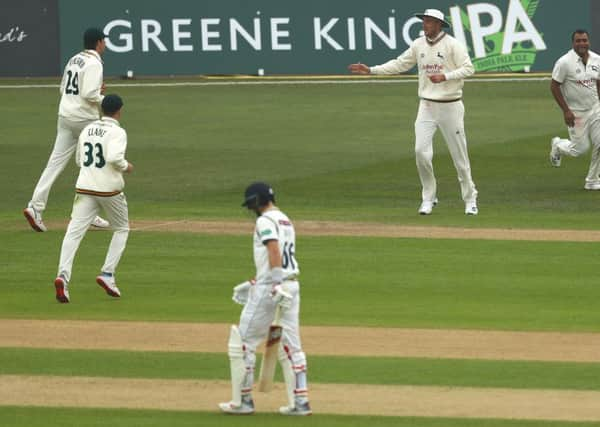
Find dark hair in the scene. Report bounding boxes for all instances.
[83,28,106,50]
[572,29,589,42]
[101,94,124,115]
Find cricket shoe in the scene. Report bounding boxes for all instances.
[584,181,600,190]
[465,200,478,216]
[218,398,255,415]
[91,216,110,229]
[96,273,121,298]
[23,205,47,232]
[279,398,312,416]
[418,198,438,215]
[54,275,70,303]
[550,137,561,167]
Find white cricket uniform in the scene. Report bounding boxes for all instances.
[57,117,129,282]
[29,50,104,212]
[552,49,600,184]
[370,32,478,204]
[237,208,305,384]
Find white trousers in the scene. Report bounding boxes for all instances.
[57,193,129,282]
[29,116,92,212]
[238,281,303,368]
[414,100,478,203]
[554,105,600,183]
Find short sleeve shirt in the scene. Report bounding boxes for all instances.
[253,209,299,284]
[552,50,600,112]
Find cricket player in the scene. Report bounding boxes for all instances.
[53,94,133,304]
[24,27,110,232]
[219,182,311,416]
[348,8,478,215]
[549,29,600,190]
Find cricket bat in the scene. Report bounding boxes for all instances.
[257,305,283,392]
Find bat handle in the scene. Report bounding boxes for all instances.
[272,303,283,327]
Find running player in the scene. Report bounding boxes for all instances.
[549,29,600,190]
[24,28,110,231]
[53,94,133,303]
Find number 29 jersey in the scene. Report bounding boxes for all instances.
[75,117,129,195]
[58,49,104,122]
[253,209,300,284]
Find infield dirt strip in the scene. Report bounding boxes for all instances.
[42,218,600,241]
[2,319,600,421]
[5,220,600,420]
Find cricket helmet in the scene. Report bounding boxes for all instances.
[242,182,275,209]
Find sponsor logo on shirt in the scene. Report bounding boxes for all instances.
[260,229,272,236]
[576,79,595,89]
[422,63,444,73]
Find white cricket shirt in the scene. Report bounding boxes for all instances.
[552,49,600,112]
[253,209,300,284]
[58,50,104,121]
[370,33,474,101]
[75,117,129,195]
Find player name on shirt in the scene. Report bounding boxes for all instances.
[69,56,87,68]
[87,127,107,138]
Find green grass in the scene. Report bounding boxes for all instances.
[1,231,600,331]
[2,77,599,427]
[1,407,598,427]
[2,80,599,228]
[2,347,600,391]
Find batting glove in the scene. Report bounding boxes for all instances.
[271,284,293,309]
[232,279,255,305]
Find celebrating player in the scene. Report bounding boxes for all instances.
[348,8,478,215]
[24,28,110,231]
[219,182,311,416]
[549,29,600,190]
[53,94,133,303]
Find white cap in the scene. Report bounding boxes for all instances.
[414,9,450,28]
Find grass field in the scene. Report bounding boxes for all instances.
[2,77,600,426]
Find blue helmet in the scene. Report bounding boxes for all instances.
[242,182,275,209]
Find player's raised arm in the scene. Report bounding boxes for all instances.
[348,63,370,74]
[370,46,418,75]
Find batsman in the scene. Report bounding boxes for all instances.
[219,182,312,416]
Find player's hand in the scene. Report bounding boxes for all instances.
[232,279,254,305]
[348,63,370,75]
[125,162,134,174]
[101,83,106,94]
[564,110,576,127]
[429,74,446,83]
[271,284,292,309]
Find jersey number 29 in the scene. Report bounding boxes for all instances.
[65,70,79,95]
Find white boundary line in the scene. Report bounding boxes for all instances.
[0,76,551,89]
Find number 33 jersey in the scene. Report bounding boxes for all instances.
[75,117,129,195]
[253,209,300,284]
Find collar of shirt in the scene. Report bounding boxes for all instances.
[101,116,120,126]
[85,49,104,64]
[426,31,446,44]
[569,49,590,65]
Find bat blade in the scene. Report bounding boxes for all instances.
[257,306,283,392]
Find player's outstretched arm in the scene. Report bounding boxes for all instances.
[348,63,370,74]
